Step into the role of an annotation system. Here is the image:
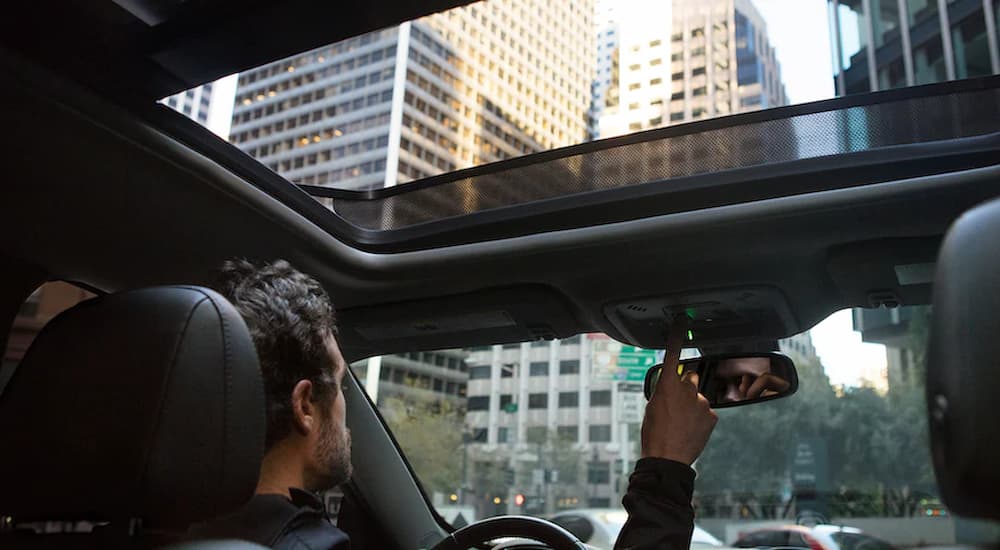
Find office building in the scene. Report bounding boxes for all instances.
[162,83,214,125]
[351,350,470,410]
[829,0,999,95]
[228,0,595,192]
[600,0,787,137]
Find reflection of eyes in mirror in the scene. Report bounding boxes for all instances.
[705,357,791,404]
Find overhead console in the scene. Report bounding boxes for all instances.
[604,286,798,349]
[336,285,580,360]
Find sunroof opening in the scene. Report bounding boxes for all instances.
[164,0,999,198]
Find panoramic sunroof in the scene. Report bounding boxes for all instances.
[160,0,1000,246]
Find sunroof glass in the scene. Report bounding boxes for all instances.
[163,0,999,198]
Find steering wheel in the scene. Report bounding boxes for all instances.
[430,515,589,550]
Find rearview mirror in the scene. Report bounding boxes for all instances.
[643,352,798,408]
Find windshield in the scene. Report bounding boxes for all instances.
[168,0,999,199]
[351,306,999,548]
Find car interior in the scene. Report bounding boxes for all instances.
[0,0,999,549]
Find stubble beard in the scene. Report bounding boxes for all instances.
[310,414,352,492]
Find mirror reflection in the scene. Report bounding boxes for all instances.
[644,352,798,408]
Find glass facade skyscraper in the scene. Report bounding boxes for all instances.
[829,0,999,95]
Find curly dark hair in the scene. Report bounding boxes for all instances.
[213,259,339,450]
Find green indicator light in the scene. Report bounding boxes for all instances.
[687,330,694,340]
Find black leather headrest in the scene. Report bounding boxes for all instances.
[0,286,265,528]
[927,196,1000,520]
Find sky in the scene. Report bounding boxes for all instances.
[201,0,885,388]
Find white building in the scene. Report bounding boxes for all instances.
[162,83,213,126]
[600,0,787,137]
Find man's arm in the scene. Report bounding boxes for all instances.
[613,324,717,550]
[614,458,695,550]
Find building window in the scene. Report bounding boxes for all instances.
[559,360,580,374]
[528,393,548,409]
[500,394,513,408]
[526,426,547,444]
[557,425,578,441]
[467,396,490,411]
[650,78,662,86]
[588,461,610,483]
[470,365,492,379]
[498,427,510,443]
[589,424,612,442]
[529,361,550,376]
[692,67,706,76]
[590,390,612,407]
[558,392,579,407]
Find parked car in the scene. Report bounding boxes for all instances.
[550,509,725,550]
[733,524,896,550]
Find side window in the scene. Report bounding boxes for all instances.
[2,281,95,392]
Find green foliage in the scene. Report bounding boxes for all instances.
[695,347,936,518]
[381,397,464,497]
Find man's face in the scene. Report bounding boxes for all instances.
[308,333,353,491]
[713,357,772,403]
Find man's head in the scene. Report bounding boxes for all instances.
[214,259,351,492]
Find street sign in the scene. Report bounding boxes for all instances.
[617,382,645,423]
[503,402,518,413]
[592,337,659,381]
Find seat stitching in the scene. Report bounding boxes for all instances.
[139,293,209,513]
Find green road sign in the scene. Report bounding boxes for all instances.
[618,346,658,378]
[503,402,518,413]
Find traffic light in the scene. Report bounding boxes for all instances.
[514,493,525,507]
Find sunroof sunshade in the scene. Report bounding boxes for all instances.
[306,80,1000,232]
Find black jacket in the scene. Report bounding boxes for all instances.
[188,488,349,550]
[614,457,697,550]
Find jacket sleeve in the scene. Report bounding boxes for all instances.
[613,457,696,550]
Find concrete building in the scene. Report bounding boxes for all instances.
[778,332,820,367]
[351,350,470,410]
[162,83,213,125]
[852,306,924,391]
[828,0,999,96]
[599,0,787,138]
[228,0,594,192]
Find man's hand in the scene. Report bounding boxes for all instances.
[743,372,791,399]
[641,324,718,465]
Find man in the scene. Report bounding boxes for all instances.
[190,259,351,549]
[196,259,718,550]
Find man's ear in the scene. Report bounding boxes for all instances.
[290,379,317,435]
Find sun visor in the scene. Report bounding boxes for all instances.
[336,285,580,360]
[927,196,1000,520]
[827,237,941,309]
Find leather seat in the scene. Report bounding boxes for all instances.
[0,286,266,546]
[927,196,1000,521]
